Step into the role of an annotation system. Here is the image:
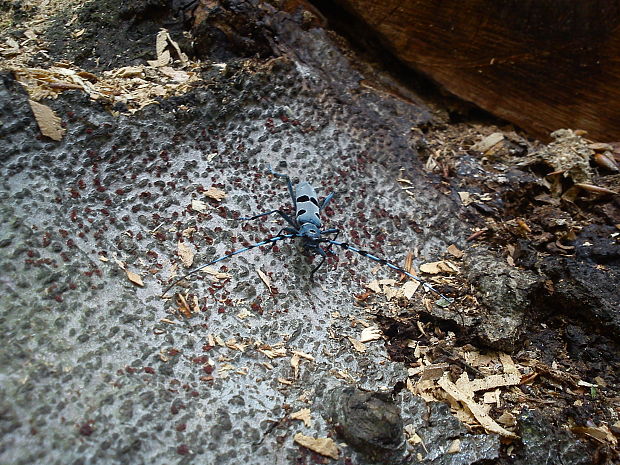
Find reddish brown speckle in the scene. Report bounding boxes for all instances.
[203,365,214,374]
[176,423,186,432]
[144,367,155,374]
[177,444,190,455]
[78,421,94,436]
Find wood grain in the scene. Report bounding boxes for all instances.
[332,0,620,141]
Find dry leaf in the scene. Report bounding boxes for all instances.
[177,241,194,267]
[29,100,65,141]
[571,425,618,446]
[291,350,315,361]
[177,293,192,318]
[291,408,313,427]
[458,191,472,206]
[204,187,226,201]
[126,270,144,287]
[294,433,339,460]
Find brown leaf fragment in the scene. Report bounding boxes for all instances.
[204,187,226,201]
[294,433,339,460]
[291,408,313,427]
[29,100,66,141]
[126,270,144,287]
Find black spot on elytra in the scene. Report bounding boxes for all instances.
[297,195,310,202]
[297,209,306,216]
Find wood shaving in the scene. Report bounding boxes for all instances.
[28,100,65,141]
[447,244,464,258]
[290,408,313,427]
[419,260,459,274]
[438,374,517,438]
[200,266,231,280]
[291,350,315,361]
[360,326,382,343]
[204,187,227,201]
[348,336,366,352]
[126,270,144,287]
[256,268,272,291]
[191,199,208,212]
[293,433,339,460]
[177,241,194,267]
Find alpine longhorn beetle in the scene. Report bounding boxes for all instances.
[162,166,453,303]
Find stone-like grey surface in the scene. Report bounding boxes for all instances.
[0,18,471,465]
[464,249,541,351]
[514,410,591,465]
[402,393,500,465]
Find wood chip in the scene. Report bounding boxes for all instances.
[447,244,464,258]
[447,438,461,454]
[419,260,459,274]
[291,353,300,378]
[177,241,194,267]
[467,373,521,392]
[402,280,421,299]
[126,270,144,287]
[360,326,382,343]
[191,199,208,212]
[29,100,66,141]
[291,408,313,427]
[204,187,226,201]
[348,336,366,353]
[200,266,231,280]
[294,433,339,460]
[256,268,272,291]
[472,132,504,152]
[438,375,517,438]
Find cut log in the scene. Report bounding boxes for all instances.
[330,0,620,141]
